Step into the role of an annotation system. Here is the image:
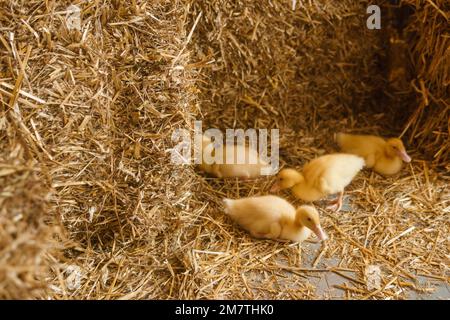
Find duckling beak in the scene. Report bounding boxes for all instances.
[397,150,411,163]
[312,225,328,241]
[270,182,280,193]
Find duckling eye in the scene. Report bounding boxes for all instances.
[307,218,312,221]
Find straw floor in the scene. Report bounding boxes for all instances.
[0,0,448,299]
[186,0,449,299]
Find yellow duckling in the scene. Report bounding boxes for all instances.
[270,153,365,211]
[335,133,411,175]
[223,195,327,242]
[199,134,272,179]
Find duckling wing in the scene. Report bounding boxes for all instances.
[336,133,385,160]
[254,222,282,239]
[302,157,328,186]
[220,144,265,165]
[316,154,364,194]
[224,196,294,237]
[297,157,330,199]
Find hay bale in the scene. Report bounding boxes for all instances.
[0,0,197,298]
[400,0,449,167]
[0,0,448,300]
[190,0,385,132]
[0,128,60,299]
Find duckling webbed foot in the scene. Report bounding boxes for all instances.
[326,191,344,212]
[239,173,252,181]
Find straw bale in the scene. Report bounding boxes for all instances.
[400,0,449,167]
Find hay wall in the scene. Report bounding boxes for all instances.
[1,0,198,299]
[401,0,449,167]
[0,134,60,299]
[190,0,385,134]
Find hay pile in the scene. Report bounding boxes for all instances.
[0,0,448,299]
[401,0,449,167]
[0,131,61,299]
[1,0,197,299]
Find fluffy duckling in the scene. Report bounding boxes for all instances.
[223,195,327,242]
[270,153,365,211]
[335,133,411,175]
[199,134,272,179]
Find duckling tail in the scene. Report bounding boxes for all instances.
[222,198,232,214]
